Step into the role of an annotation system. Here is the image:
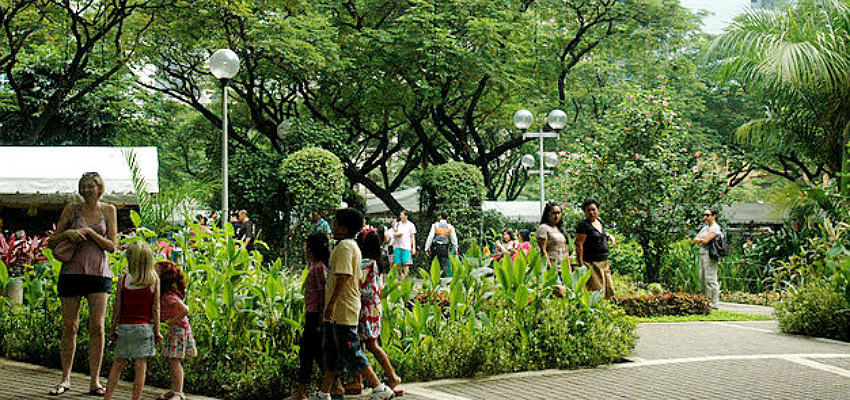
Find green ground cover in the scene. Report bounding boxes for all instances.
[637,310,773,323]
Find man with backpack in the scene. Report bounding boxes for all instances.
[693,208,725,307]
[425,212,458,277]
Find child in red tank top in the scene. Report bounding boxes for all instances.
[104,242,161,400]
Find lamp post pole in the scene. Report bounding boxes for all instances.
[221,80,230,220]
[208,49,241,225]
[539,133,545,212]
[515,109,567,215]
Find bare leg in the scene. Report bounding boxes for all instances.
[57,297,82,389]
[320,370,337,393]
[86,292,109,391]
[365,339,401,388]
[168,358,184,393]
[132,358,147,400]
[360,366,382,388]
[104,358,127,400]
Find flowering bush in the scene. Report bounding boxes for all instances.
[721,290,788,306]
[0,232,49,277]
[610,292,712,317]
[548,89,727,283]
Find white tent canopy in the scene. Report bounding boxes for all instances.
[482,201,542,222]
[365,187,420,216]
[0,146,158,206]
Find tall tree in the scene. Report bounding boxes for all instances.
[0,0,175,144]
[708,0,850,193]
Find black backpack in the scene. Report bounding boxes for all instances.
[708,231,728,260]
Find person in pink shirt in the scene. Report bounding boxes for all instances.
[154,261,196,400]
[290,233,331,400]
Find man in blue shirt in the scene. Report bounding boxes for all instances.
[311,212,332,240]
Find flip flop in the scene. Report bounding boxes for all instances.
[343,386,363,395]
[393,388,405,396]
[49,384,70,396]
[86,387,106,397]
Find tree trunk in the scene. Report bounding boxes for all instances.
[842,124,850,195]
[640,236,662,283]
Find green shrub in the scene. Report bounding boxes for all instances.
[279,147,347,261]
[1,226,638,399]
[608,235,644,279]
[611,292,712,317]
[775,279,850,342]
[658,239,700,293]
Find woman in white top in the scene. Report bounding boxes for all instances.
[693,208,722,307]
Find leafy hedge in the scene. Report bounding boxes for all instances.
[0,227,638,399]
[610,292,712,317]
[775,279,850,342]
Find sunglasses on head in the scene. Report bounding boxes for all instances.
[703,213,713,217]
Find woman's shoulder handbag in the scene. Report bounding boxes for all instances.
[49,238,77,262]
[708,231,728,260]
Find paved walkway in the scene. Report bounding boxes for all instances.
[0,358,219,400]
[4,302,849,399]
[400,303,850,400]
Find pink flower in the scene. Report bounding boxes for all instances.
[662,101,669,107]
[634,154,640,159]
[685,121,692,127]
[559,151,567,156]
[692,166,699,172]
[660,85,666,90]
[695,151,701,157]
[657,74,664,79]
[647,94,654,99]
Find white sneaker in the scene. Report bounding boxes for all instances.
[307,392,332,400]
[369,383,394,400]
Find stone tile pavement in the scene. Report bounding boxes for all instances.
[0,358,218,400]
[400,318,850,400]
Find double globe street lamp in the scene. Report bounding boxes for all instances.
[208,49,241,222]
[513,109,568,214]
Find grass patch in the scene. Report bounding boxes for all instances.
[637,309,773,323]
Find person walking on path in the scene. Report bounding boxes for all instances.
[345,229,403,396]
[155,261,197,400]
[693,208,722,307]
[536,202,570,276]
[104,242,162,400]
[309,208,394,400]
[575,198,616,299]
[311,212,332,240]
[392,211,417,280]
[48,172,118,397]
[424,212,458,277]
[237,210,256,251]
[290,233,331,400]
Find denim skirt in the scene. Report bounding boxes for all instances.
[114,324,156,359]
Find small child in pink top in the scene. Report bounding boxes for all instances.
[155,261,196,400]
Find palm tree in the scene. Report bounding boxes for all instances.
[707,0,850,193]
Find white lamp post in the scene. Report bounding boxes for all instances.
[209,49,241,222]
[514,108,567,214]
